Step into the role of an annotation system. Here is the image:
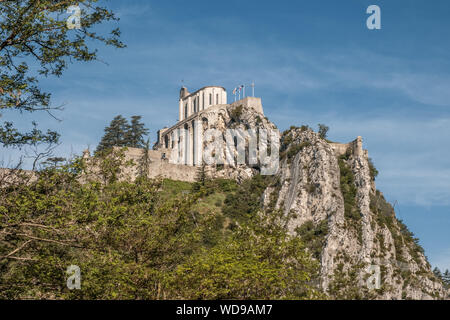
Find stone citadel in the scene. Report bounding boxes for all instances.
[154,86,264,167]
[107,85,364,182]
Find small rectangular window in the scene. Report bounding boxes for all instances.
[209,94,212,105]
[216,94,219,105]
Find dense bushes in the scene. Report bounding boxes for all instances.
[0,152,320,299]
[168,213,321,299]
[369,190,426,265]
[295,220,329,260]
[230,105,243,122]
[222,174,269,222]
[368,158,379,181]
[338,157,361,222]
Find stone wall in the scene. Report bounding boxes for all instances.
[231,96,264,114]
[0,168,37,185]
[116,147,199,182]
[329,136,368,158]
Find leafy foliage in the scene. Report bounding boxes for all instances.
[295,220,329,260]
[338,156,361,222]
[168,212,321,300]
[96,115,149,153]
[317,124,329,139]
[0,0,124,148]
[370,190,395,228]
[222,174,269,223]
[370,190,427,268]
[443,269,450,289]
[229,105,243,122]
[368,157,379,181]
[126,116,150,148]
[433,267,450,290]
[328,261,367,300]
[0,154,320,299]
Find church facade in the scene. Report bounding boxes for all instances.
[178,86,227,121]
[155,86,265,167]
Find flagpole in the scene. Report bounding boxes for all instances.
[243,85,245,98]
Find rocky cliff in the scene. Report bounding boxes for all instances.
[199,100,278,182]
[262,126,446,299]
[160,101,447,299]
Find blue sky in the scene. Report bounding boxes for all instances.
[1,0,449,271]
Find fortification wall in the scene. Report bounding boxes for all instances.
[329,136,368,158]
[120,147,198,182]
[1,134,369,186]
[0,168,37,185]
[230,97,264,114]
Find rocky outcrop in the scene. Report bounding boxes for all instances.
[262,127,447,300]
[198,100,279,183]
[202,104,446,299]
[87,98,447,299]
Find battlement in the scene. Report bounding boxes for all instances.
[230,96,263,114]
[329,136,368,158]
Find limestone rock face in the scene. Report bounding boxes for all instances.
[155,98,447,299]
[201,101,279,183]
[263,127,447,300]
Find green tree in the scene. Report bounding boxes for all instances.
[192,163,208,191]
[125,115,149,148]
[0,151,198,299]
[0,157,321,300]
[138,138,151,177]
[368,157,379,181]
[318,124,329,139]
[43,156,66,168]
[96,115,130,153]
[0,0,124,149]
[223,174,269,222]
[167,211,321,299]
[443,269,450,288]
[96,115,149,153]
[433,267,442,279]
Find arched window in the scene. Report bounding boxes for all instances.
[184,103,188,119]
[202,117,208,130]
